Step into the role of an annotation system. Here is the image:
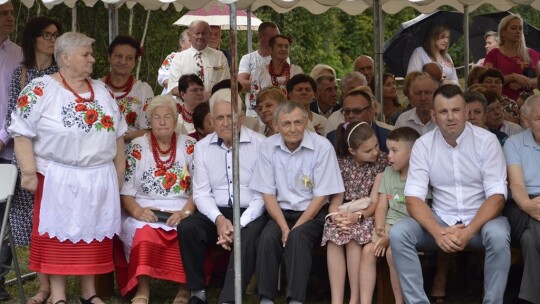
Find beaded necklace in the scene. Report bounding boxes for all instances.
[59,72,94,102]
[181,106,193,123]
[105,74,134,100]
[150,132,177,171]
[268,60,291,87]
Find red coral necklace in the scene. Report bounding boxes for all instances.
[59,71,94,102]
[181,106,193,123]
[268,60,291,87]
[105,74,134,100]
[151,132,177,171]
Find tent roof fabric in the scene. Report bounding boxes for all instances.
[4,0,540,14]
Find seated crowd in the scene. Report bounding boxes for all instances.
[2,6,540,304]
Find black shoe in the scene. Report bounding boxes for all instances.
[0,281,10,301]
[187,296,207,304]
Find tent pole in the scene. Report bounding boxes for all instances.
[228,2,242,304]
[464,4,470,89]
[247,6,253,53]
[136,11,151,80]
[71,6,77,31]
[129,9,134,35]
[108,4,119,44]
[373,0,384,120]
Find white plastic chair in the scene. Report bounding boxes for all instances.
[0,164,25,302]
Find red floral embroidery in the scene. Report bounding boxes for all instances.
[76,97,86,104]
[17,96,29,109]
[186,144,194,155]
[85,109,99,125]
[125,111,137,125]
[155,169,166,177]
[101,115,114,129]
[143,103,148,111]
[33,86,43,96]
[118,104,126,113]
[125,159,130,171]
[132,150,141,160]
[162,172,177,189]
[179,175,191,191]
[75,104,87,112]
[163,59,169,66]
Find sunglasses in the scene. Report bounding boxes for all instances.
[341,105,371,116]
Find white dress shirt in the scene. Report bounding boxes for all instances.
[167,46,230,93]
[405,123,507,226]
[395,108,437,136]
[193,126,266,227]
[250,130,345,211]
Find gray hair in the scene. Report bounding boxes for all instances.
[54,32,95,68]
[522,94,540,117]
[484,30,499,43]
[147,95,177,120]
[209,88,242,115]
[273,100,308,124]
[309,64,337,79]
[315,74,336,87]
[179,29,189,45]
[341,71,367,92]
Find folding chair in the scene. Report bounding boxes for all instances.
[0,164,25,302]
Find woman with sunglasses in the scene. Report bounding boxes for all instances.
[5,16,62,304]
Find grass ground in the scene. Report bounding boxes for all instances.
[4,247,516,304]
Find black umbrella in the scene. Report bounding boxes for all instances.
[383,11,464,77]
[470,12,540,62]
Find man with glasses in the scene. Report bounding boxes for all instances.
[177,89,268,304]
[0,0,22,300]
[326,89,391,152]
[395,73,438,135]
[483,90,523,137]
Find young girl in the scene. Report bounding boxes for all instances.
[321,121,389,304]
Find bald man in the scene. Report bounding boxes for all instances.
[167,20,230,96]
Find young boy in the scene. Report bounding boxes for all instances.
[359,127,421,304]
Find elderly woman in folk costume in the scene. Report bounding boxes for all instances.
[101,35,153,143]
[115,95,211,304]
[9,32,127,304]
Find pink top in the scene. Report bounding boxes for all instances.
[484,47,540,100]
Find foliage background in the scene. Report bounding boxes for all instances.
[9,0,539,95]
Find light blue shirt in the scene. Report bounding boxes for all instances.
[250,130,345,211]
[193,126,266,227]
[503,128,540,196]
[405,122,507,226]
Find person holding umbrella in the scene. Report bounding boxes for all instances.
[407,24,458,84]
[484,14,540,102]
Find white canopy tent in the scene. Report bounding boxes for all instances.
[5,0,539,97]
[4,0,537,301]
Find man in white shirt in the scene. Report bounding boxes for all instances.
[177,89,267,304]
[395,73,438,135]
[167,20,230,97]
[389,84,511,304]
[238,22,279,117]
[250,100,345,304]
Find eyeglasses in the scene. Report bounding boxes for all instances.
[341,105,371,116]
[40,32,59,41]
